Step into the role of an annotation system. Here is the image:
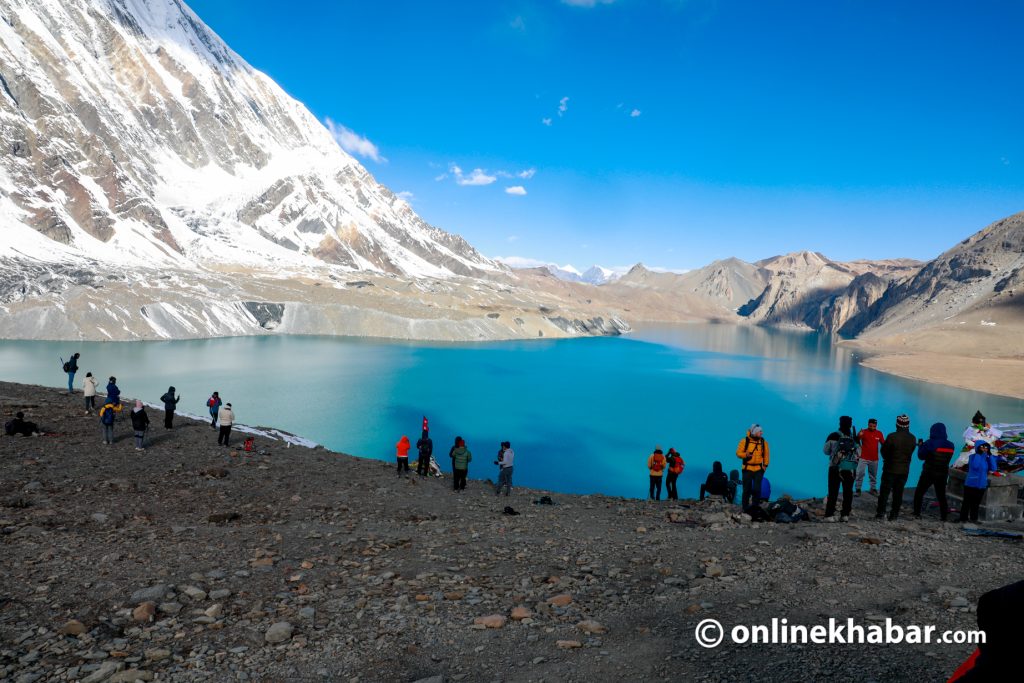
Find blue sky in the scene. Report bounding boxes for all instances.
[188,0,1023,271]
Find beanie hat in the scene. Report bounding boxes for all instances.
[749,424,763,437]
[896,414,910,428]
[972,410,986,425]
[839,415,853,433]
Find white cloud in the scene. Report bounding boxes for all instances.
[505,186,527,196]
[507,235,520,243]
[324,118,385,163]
[561,0,616,6]
[542,117,553,126]
[517,168,536,179]
[630,108,642,117]
[510,15,526,31]
[450,165,497,186]
[558,96,569,116]
[396,191,414,202]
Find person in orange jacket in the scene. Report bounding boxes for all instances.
[396,435,411,477]
[647,446,667,500]
[736,424,770,511]
[665,448,684,500]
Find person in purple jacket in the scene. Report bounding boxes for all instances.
[959,440,999,524]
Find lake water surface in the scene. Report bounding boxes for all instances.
[1,325,1021,500]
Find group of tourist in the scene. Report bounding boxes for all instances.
[650,411,1006,526]
[394,418,517,497]
[56,351,237,450]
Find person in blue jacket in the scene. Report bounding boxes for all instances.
[959,440,999,524]
[106,376,121,407]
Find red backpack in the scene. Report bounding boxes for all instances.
[651,452,666,474]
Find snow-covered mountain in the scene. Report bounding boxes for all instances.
[0,0,496,278]
[497,258,622,285]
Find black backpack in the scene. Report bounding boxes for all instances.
[62,361,70,372]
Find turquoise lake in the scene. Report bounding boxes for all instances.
[1,325,1021,500]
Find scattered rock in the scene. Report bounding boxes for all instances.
[556,640,583,649]
[473,614,507,629]
[132,602,156,622]
[265,621,294,644]
[129,585,168,603]
[576,619,607,634]
[510,606,532,620]
[59,619,87,635]
[547,594,573,607]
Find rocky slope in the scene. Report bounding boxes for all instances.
[2,381,1021,682]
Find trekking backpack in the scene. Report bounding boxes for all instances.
[101,407,115,425]
[62,361,70,372]
[834,434,859,472]
[651,452,666,474]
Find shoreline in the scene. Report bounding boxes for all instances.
[849,348,1024,401]
[2,381,1023,682]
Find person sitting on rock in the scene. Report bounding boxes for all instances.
[727,469,741,504]
[699,461,730,501]
[963,411,1002,456]
[4,411,40,437]
[647,445,666,501]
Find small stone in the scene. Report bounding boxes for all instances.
[704,565,724,578]
[209,589,232,600]
[81,662,121,683]
[183,586,207,601]
[444,592,464,601]
[556,640,583,649]
[473,614,507,629]
[299,607,316,621]
[636,526,647,533]
[547,594,572,607]
[950,597,970,608]
[510,606,532,620]
[91,513,109,524]
[576,619,607,634]
[204,604,223,618]
[144,648,171,662]
[158,602,182,615]
[129,585,168,603]
[265,621,294,644]
[59,619,87,636]
[109,670,154,683]
[415,594,430,602]
[685,604,702,614]
[132,602,156,622]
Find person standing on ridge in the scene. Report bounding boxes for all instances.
[105,376,121,408]
[963,411,1002,456]
[450,436,471,491]
[207,391,222,429]
[63,352,80,394]
[856,418,884,496]
[665,447,684,500]
[217,402,235,447]
[495,441,515,496]
[736,424,770,510]
[823,415,860,522]
[396,434,411,476]
[875,414,916,521]
[647,445,666,501]
[160,386,181,429]
[912,422,956,521]
[99,399,117,445]
[83,372,98,415]
[960,440,999,525]
[416,424,434,477]
[130,399,150,451]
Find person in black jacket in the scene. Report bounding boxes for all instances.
[160,386,181,429]
[130,400,150,451]
[912,422,956,521]
[822,415,860,522]
[700,461,730,501]
[65,352,80,394]
[5,412,40,437]
[875,414,917,521]
[416,428,433,477]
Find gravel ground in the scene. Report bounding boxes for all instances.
[2,381,1022,683]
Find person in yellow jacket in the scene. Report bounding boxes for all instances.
[736,424,770,510]
[647,446,667,501]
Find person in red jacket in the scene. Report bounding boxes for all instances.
[856,418,884,496]
[665,448,684,500]
[396,435,411,477]
[947,580,1024,682]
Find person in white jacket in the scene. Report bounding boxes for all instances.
[963,411,1001,456]
[217,403,235,447]
[82,372,98,414]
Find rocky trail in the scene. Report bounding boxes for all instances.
[1,382,1022,682]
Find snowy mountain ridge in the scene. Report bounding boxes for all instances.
[0,0,497,278]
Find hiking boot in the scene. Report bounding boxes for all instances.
[822,516,837,523]
[839,515,849,522]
